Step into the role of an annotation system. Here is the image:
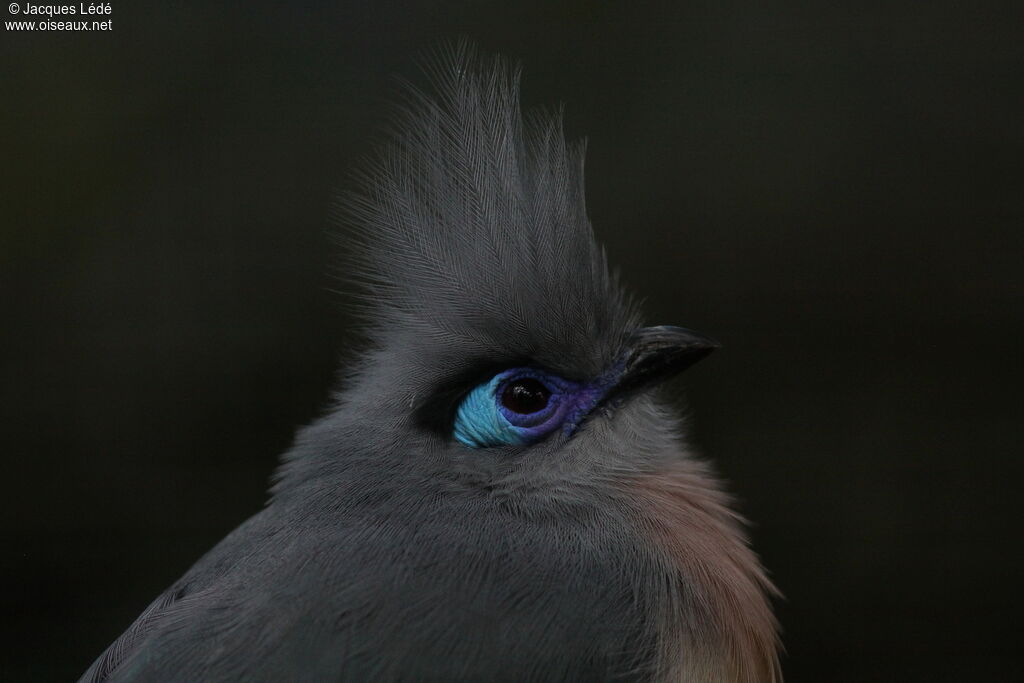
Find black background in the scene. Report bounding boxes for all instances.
[3,1,1022,680]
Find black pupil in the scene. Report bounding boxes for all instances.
[500,378,551,414]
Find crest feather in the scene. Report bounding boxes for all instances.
[336,43,639,377]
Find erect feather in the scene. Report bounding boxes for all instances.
[336,43,640,380]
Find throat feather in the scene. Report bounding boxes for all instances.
[623,462,782,682]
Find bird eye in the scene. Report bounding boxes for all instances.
[500,378,551,414]
[453,368,576,449]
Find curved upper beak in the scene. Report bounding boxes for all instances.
[611,325,720,396]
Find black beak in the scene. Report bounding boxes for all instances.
[612,325,720,396]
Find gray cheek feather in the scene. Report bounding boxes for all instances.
[567,397,783,683]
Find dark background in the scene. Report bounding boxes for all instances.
[3,1,1021,680]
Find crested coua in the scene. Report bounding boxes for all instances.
[81,48,781,682]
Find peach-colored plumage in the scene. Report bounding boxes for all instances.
[626,460,782,682]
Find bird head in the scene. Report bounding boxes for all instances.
[275,47,718,495]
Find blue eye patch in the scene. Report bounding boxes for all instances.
[453,367,606,448]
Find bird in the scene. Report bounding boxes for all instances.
[80,45,781,683]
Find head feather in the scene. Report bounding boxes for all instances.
[335,43,639,379]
